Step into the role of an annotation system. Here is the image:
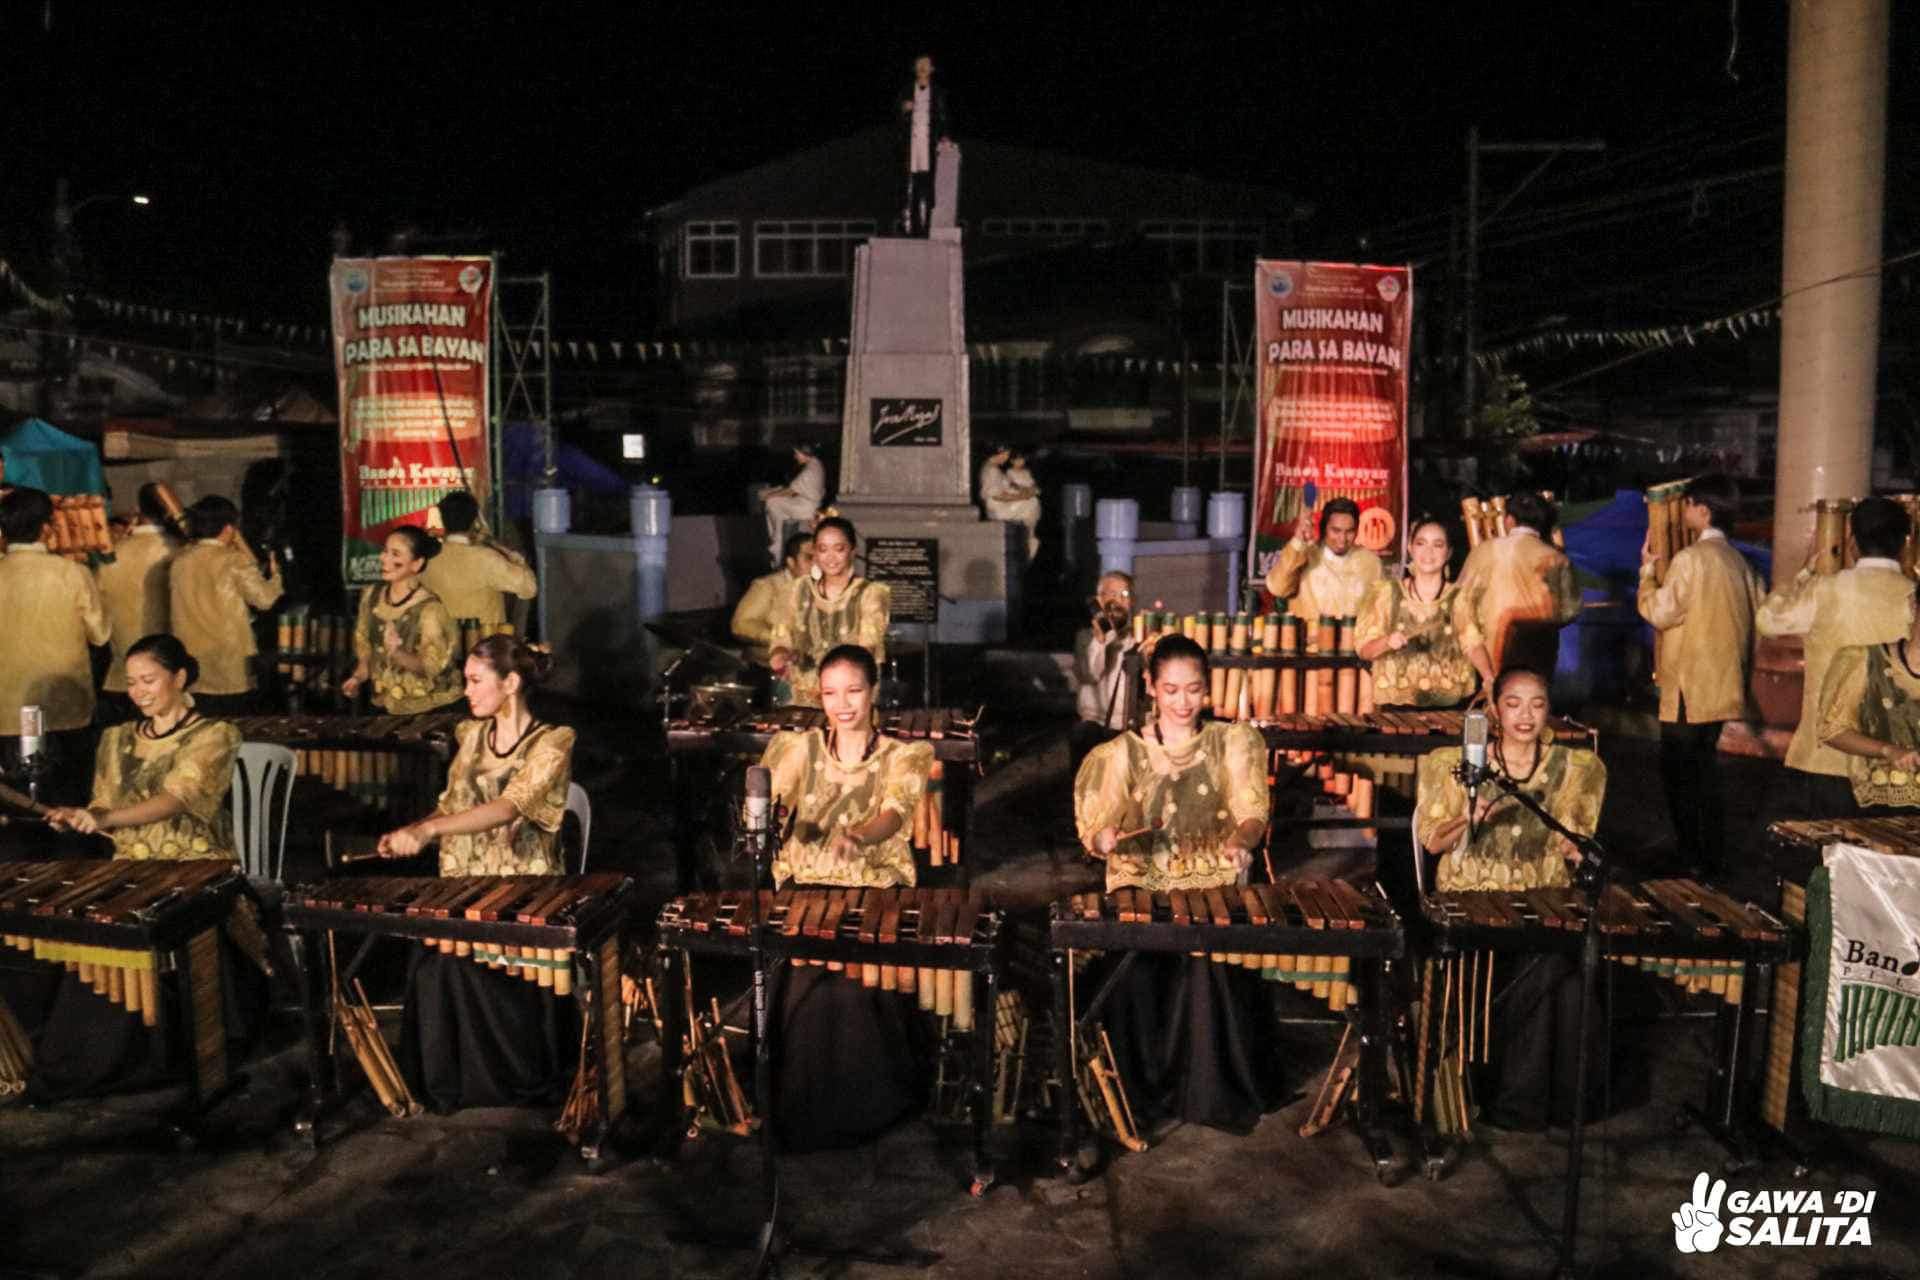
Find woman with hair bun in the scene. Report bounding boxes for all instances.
[17,635,259,1101]
[342,525,464,714]
[377,634,580,1112]
[46,633,243,860]
[1072,634,1278,1135]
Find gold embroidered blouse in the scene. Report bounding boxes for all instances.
[760,728,931,889]
[1416,743,1606,892]
[90,717,242,861]
[1355,577,1479,707]
[352,586,465,715]
[1073,720,1270,893]
[433,719,575,877]
[768,576,892,706]
[1818,642,1920,809]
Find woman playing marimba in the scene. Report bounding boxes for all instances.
[378,636,578,1111]
[341,527,464,716]
[1073,635,1277,1133]
[1355,515,1479,708]
[760,643,933,1148]
[767,517,891,708]
[6,636,255,1099]
[1414,666,1607,1129]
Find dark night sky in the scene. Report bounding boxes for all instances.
[2,3,1908,334]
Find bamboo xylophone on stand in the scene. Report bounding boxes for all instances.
[0,859,245,1112]
[1048,878,1405,1179]
[655,886,1004,1192]
[280,873,635,1161]
[1763,816,1920,1137]
[1418,878,1794,1163]
[230,710,468,823]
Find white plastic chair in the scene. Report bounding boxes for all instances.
[231,742,296,885]
[565,782,592,872]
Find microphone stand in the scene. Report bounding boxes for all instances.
[1474,768,1609,1280]
[744,802,780,1279]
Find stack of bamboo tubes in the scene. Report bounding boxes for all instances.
[1078,1024,1147,1153]
[912,761,960,865]
[680,971,752,1135]
[1810,497,1858,576]
[1643,480,1698,586]
[335,975,420,1118]
[41,495,111,559]
[275,610,356,696]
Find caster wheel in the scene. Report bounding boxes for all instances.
[969,1174,995,1198]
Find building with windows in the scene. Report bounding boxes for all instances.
[645,127,1308,334]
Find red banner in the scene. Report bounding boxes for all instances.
[330,256,493,584]
[1249,260,1411,579]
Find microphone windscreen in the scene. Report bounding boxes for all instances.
[745,765,772,801]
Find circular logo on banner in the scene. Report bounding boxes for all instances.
[342,268,370,295]
[1357,506,1397,552]
[458,265,485,294]
[1376,275,1402,302]
[1267,271,1295,297]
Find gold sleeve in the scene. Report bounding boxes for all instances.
[484,546,539,599]
[1221,722,1272,827]
[1817,645,1873,746]
[1354,578,1395,652]
[858,582,892,660]
[78,563,112,646]
[1414,748,1468,854]
[88,725,130,811]
[731,576,778,648]
[760,730,810,812]
[233,547,284,611]
[1451,547,1488,652]
[352,589,376,664]
[433,721,485,817]
[1554,748,1607,839]
[1264,538,1313,601]
[1073,736,1138,855]
[879,740,934,819]
[414,599,458,679]
[767,577,804,655]
[160,722,242,824]
[1636,545,1694,631]
[501,725,575,833]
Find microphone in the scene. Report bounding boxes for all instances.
[744,765,771,839]
[1462,710,1489,842]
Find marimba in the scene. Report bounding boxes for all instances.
[0,858,245,1114]
[1419,878,1795,1164]
[281,872,635,1161]
[665,707,984,888]
[1258,709,1596,756]
[1048,879,1405,1178]
[229,710,467,823]
[1763,817,1920,1137]
[655,886,1004,1191]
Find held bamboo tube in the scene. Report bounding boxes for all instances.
[1812,498,1856,576]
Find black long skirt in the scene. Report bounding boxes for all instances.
[1480,952,1607,1130]
[770,963,925,1152]
[397,948,579,1113]
[1091,952,1278,1135]
[0,934,265,1103]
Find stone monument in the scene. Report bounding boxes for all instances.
[834,152,1017,643]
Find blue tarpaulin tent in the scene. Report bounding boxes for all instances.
[0,418,105,499]
[1561,488,1771,587]
[500,421,624,521]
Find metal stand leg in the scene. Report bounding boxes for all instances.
[1052,948,1080,1177]
[1355,959,1397,1183]
[289,927,335,1146]
[969,965,997,1197]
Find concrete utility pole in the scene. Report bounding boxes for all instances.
[1771,0,1891,584]
[1460,130,1604,436]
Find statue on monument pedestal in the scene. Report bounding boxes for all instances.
[763,444,826,568]
[896,54,953,238]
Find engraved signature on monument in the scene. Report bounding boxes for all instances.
[872,398,942,445]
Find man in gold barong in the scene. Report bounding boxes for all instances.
[1263,498,1382,647]
[1755,495,1916,817]
[1452,490,1582,684]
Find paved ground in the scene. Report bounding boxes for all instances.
[4,684,1918,1280]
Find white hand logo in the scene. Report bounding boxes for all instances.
[1672,1172,1728,1253]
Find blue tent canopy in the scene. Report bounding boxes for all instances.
[1562,488,1771,589]
[499,421,625,521]
[0,418,105,499]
